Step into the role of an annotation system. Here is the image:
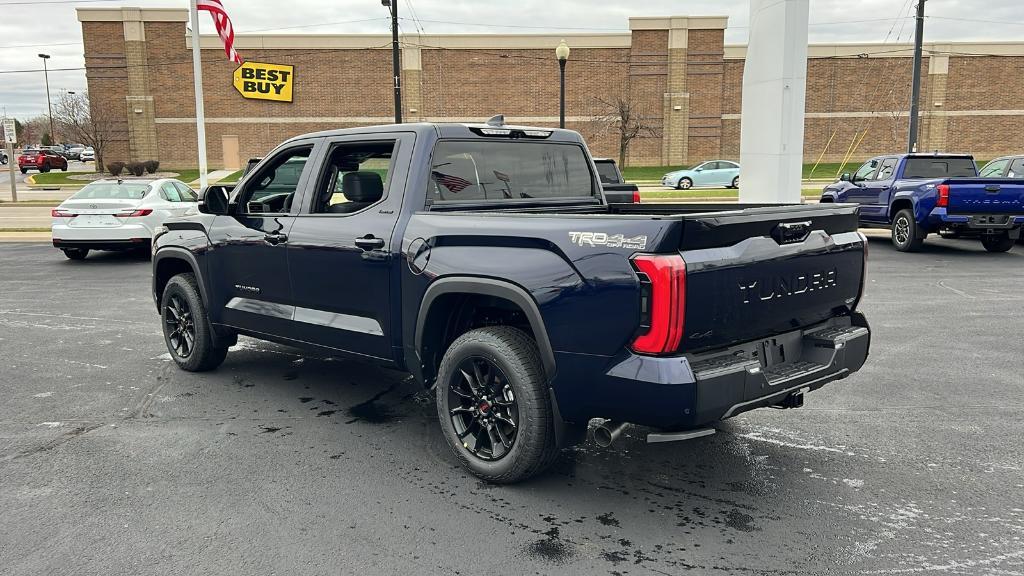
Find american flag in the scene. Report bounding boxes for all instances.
[432,171,473,193]
[197,0,243,65]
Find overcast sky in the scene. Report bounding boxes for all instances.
[0,0,1018,120]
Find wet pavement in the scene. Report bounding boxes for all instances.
[0,239,1022,575]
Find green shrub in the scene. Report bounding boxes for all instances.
[107,161,126,177]
[143,160,160,174]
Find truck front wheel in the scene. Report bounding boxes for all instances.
[891,208,926,252]
[981,232,1014,253]
[160,273,228,372]
[435,326,559,484]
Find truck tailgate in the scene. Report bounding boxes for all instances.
[945,178,1024,215]
[676,204,865,353]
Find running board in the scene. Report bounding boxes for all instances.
[647,427,715,444]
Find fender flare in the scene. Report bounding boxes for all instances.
[152,247,209,309]
[415,277,557,379]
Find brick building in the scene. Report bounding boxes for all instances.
[78,7,1024,169]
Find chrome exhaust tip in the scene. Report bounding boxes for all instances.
[593,419,629,448]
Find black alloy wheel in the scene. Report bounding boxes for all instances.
[164,293,196,359]
[447,356,519,461]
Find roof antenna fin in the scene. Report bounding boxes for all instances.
[486,114,505,127]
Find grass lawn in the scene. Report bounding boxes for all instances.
[216,169,243,184]
[640,188,821,200]
[622,161,866,182]
[29,168,202,186]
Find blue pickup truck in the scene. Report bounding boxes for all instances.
[822,153,1024,252]
[151,119,871,483]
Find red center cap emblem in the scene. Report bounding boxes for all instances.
[478,401,491,414]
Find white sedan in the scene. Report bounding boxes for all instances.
[51,178,198,260]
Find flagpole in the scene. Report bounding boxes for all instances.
[189,0,209,190]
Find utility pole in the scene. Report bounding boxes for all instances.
[907,0,926,153]
[383,0,402,123]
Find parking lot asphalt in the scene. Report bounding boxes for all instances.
[1,239,1022,575]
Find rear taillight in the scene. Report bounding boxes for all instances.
[51,208,75,217]
[632,190,641,204]
[936,184,949,208]
[118,208,153,217]
[630,254,686,355]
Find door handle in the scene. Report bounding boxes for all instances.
[263,232,288,245]
[354,235,385,251]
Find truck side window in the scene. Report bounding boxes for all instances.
[312,140,396,215]
[853,159,879,182]
[239,145,312,215]
[874,158,898,180]
[979,159,1009,178]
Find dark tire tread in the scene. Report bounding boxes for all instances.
[161,272,228,372]
[436,326,559,484]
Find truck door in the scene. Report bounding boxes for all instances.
[284,133,414,362]
[859,157,898,223]
[205,142,318,337]
[844,158,882,217]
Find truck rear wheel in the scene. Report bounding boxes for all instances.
[981,232,1014,253]
[891,208,925,252]
[435,326,559,484]
[160,273,228,372]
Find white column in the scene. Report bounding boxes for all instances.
[739,0,809,203]
[189,0,209,190]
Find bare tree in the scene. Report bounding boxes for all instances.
[583,93,661,167]
[54,91,113,171]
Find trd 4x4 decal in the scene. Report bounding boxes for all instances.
[568,231,648,250]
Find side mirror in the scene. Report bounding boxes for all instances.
[198,184,232,215]
[839,173,852,182]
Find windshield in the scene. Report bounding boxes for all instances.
[71,182,151,200]
[902,158,977,178]
[429,141,595,202]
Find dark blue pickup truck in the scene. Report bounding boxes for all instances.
[822,153,1024,252]
[151,120,871,482]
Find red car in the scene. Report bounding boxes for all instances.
[18,149,68,173]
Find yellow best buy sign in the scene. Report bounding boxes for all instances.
[233,62,294,102]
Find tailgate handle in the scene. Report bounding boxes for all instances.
[771,221,812,245]
[984,184,1001,193]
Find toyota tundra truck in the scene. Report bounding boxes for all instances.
[822,153,1024,252]
[151,118,871,483]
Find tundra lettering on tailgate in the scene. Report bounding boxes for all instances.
[568,231,648,250]
[739,268,838,304]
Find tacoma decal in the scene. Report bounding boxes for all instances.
[569,231,648,250]
[739,268,838,304]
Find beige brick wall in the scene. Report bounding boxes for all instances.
[80,13,1024,169]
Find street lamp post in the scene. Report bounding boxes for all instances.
[38,54,55,144]
[555,40,570,129]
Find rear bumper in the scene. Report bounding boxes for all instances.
[52,220,152,250]
[929,208,1024,230]
[53,238,151,251]
[551,313,870,430]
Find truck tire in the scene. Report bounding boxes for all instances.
[435,326,559,484]
[62,248,89,260]
[160,273,228,372]
[676,177,692,190]
[981,232,1014,253]
[891,208,925,252]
